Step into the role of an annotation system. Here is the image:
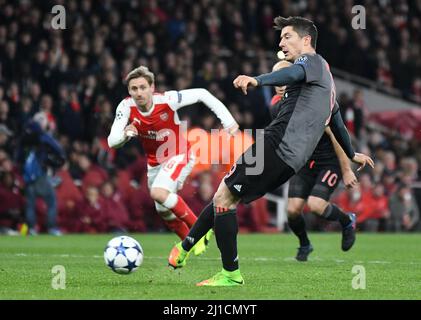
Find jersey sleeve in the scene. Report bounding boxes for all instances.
[329,102,355,159]
[332,100,340,114]
[165,89,237,129]
[107,100,130,148]
[254,64,305,87]
[294,54,323,84]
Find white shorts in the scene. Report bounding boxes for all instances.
[147,152,196,193]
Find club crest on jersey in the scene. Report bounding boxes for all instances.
[160,112,169,121]
[294,55,308,66]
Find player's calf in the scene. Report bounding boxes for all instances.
[153,188,198,227]
[311,200,356,251]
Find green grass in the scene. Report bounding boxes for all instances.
[0,233,420,299]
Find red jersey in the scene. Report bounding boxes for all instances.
[108,89,237,167]
[126,93,190,166]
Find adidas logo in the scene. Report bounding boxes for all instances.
[186,236,195,244]
[233,184,242,192]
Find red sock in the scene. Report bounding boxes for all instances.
[171,196,197,228]
[163,218,189,240]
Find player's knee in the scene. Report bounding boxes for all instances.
[287,199,305,218]
[287,206,301,218]
[150,188,170,204]
[213,183,236,209]
[307,197,328,215]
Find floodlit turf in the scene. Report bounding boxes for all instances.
[0,233,420,300]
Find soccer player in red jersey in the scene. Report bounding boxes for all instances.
[108,66,238,255]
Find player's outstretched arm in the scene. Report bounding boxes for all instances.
[328,102,356,160]
[325,127,358,189]
[167,89,238,135]
[107,101,132,148]
[233,64,305,95]
[328,102,374,171]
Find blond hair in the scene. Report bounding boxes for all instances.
[125,66,155,86]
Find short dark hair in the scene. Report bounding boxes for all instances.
[274,16,318,49]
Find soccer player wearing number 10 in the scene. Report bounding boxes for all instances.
[108,66,239,255]
[271,61,374,262]
[168,16,374,286]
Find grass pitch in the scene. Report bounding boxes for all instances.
[0,233,420,300]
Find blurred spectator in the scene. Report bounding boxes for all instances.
[334,186,377,231]
[368,184,390,232]
[389,184,420,232]
[238,198,274,233]
[382,171,398,197]
[0,100,17,133]
[74,186,107,233]
[0,170,24,235]
[74,153,109,193]
[100,181,129,233]
[20,118,65,235]
[125,181,153,232]
[0,124,13,155]
[55,164,83,233]
[349,89,366,139]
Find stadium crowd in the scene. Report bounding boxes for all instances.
[0,0,420,234]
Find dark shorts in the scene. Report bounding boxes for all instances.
[224,138,295,204]
[288,158,342,201]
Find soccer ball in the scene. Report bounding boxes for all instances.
[104,236,144,274]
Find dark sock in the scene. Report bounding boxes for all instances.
[321,204,351,228]
[181,202,214,251]
[214,207,239,272]
[288,215,310,247]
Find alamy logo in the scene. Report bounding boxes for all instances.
[233,184,242,192]
[151,123,265,175]
[351,5,366,30]
[51,265,66,290]
[352,265,366,289]
[51,5,66,30]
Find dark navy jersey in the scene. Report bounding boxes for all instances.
[271,98,337,163]
[264,53,336,172]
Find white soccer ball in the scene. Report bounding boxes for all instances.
[104,236,144,274]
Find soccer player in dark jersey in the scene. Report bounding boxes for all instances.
[270,61,374,262]
[168,16,374,286]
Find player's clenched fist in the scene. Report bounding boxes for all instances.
[233,75,258,95]
[124,122,138,138]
